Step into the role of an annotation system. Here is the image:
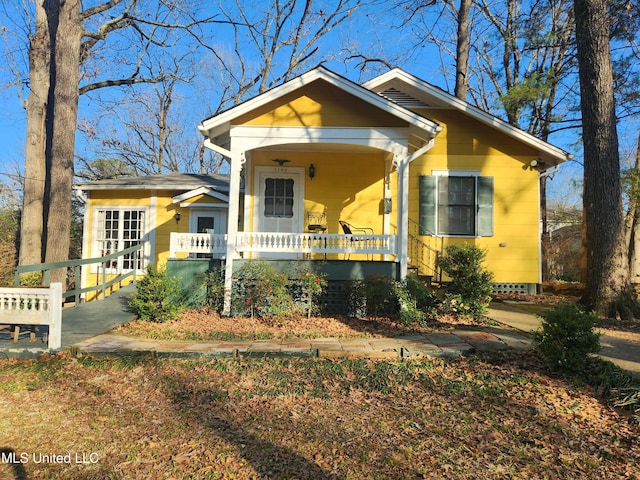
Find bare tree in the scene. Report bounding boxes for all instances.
[575,0,636,318]
[208,0,360,112]
[13,0,223,279]
[89,54,212,175]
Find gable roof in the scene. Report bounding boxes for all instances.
[172,186,229,204]
[74,173,230,192]
[364,68,573,166]
[198,66,442,143]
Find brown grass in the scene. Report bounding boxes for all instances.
[3,294,640,479]
[1,350,639,479]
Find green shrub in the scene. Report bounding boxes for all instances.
[435,293,477,319]
[534,304,601,373]
[343,280,367,318]
[404,273,437,310]
[229,261,327,319]
[287,263,327,318]
[436,244,494,318]
[343,274,434,326]
[205,267,226,312]
[19,271,44,287]
[129,265,187,323]
[395,274,436,326]
[231,261,293,318]
[344,275,398,319]
[363,274,398,318]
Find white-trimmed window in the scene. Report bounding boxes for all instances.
[93,208,148,272]
[264,177,295,218]
[419,171,494,237]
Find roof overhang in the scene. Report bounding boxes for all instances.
[172,187,229,204]
[73,173,230,192]
[364,68,573,167]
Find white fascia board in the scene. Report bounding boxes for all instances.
[172,187,229,204]
[199,67,441,140]
[179,202,229,208]
[365,68,573,165]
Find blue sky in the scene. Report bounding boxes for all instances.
[0,0,630,210]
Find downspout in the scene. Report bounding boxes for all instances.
[395,138,437,280]
[537,163,560,287]
[223,149,245,315]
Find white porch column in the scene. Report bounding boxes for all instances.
[395,154,410,280]
[222,150,245,315]
[396,139,436,280]
[383,155,393,262]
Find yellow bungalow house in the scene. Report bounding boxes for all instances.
[75,66,571,310]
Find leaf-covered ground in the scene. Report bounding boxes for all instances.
[1,350,639,479]
[115,308,499,341]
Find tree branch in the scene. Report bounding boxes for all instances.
[79,76,167,95]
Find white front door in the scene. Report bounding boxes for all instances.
[254,166,304,258]
[190,209,227,235]
[189,208,227,258]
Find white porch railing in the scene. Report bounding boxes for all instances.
[169,232,396,258]
[169,232,228,258]
[0,283,62,350]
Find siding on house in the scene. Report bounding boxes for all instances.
[237,80,400,261]
[407,109,541,284]
[230,79,542,282]
[236,81,407,128]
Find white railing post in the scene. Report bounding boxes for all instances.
[48,282,62,350]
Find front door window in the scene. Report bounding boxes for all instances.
[197,216,214,234]
[264,178,294,218]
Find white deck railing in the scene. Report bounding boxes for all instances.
[169,232,228,258]
[0,283,62,350]
[169,232,396,258]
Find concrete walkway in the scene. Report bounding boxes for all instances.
[489,301,640,377]
[73,327,531,359]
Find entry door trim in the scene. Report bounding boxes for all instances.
[253,166,305,233]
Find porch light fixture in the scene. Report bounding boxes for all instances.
[309,164,315,180]
[530,159,547,170]
[174,211,181,223]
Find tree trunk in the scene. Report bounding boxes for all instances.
[454,0,471,100]
[43,0,82,286]
[19,1,50,270]
[575,0,635,318]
